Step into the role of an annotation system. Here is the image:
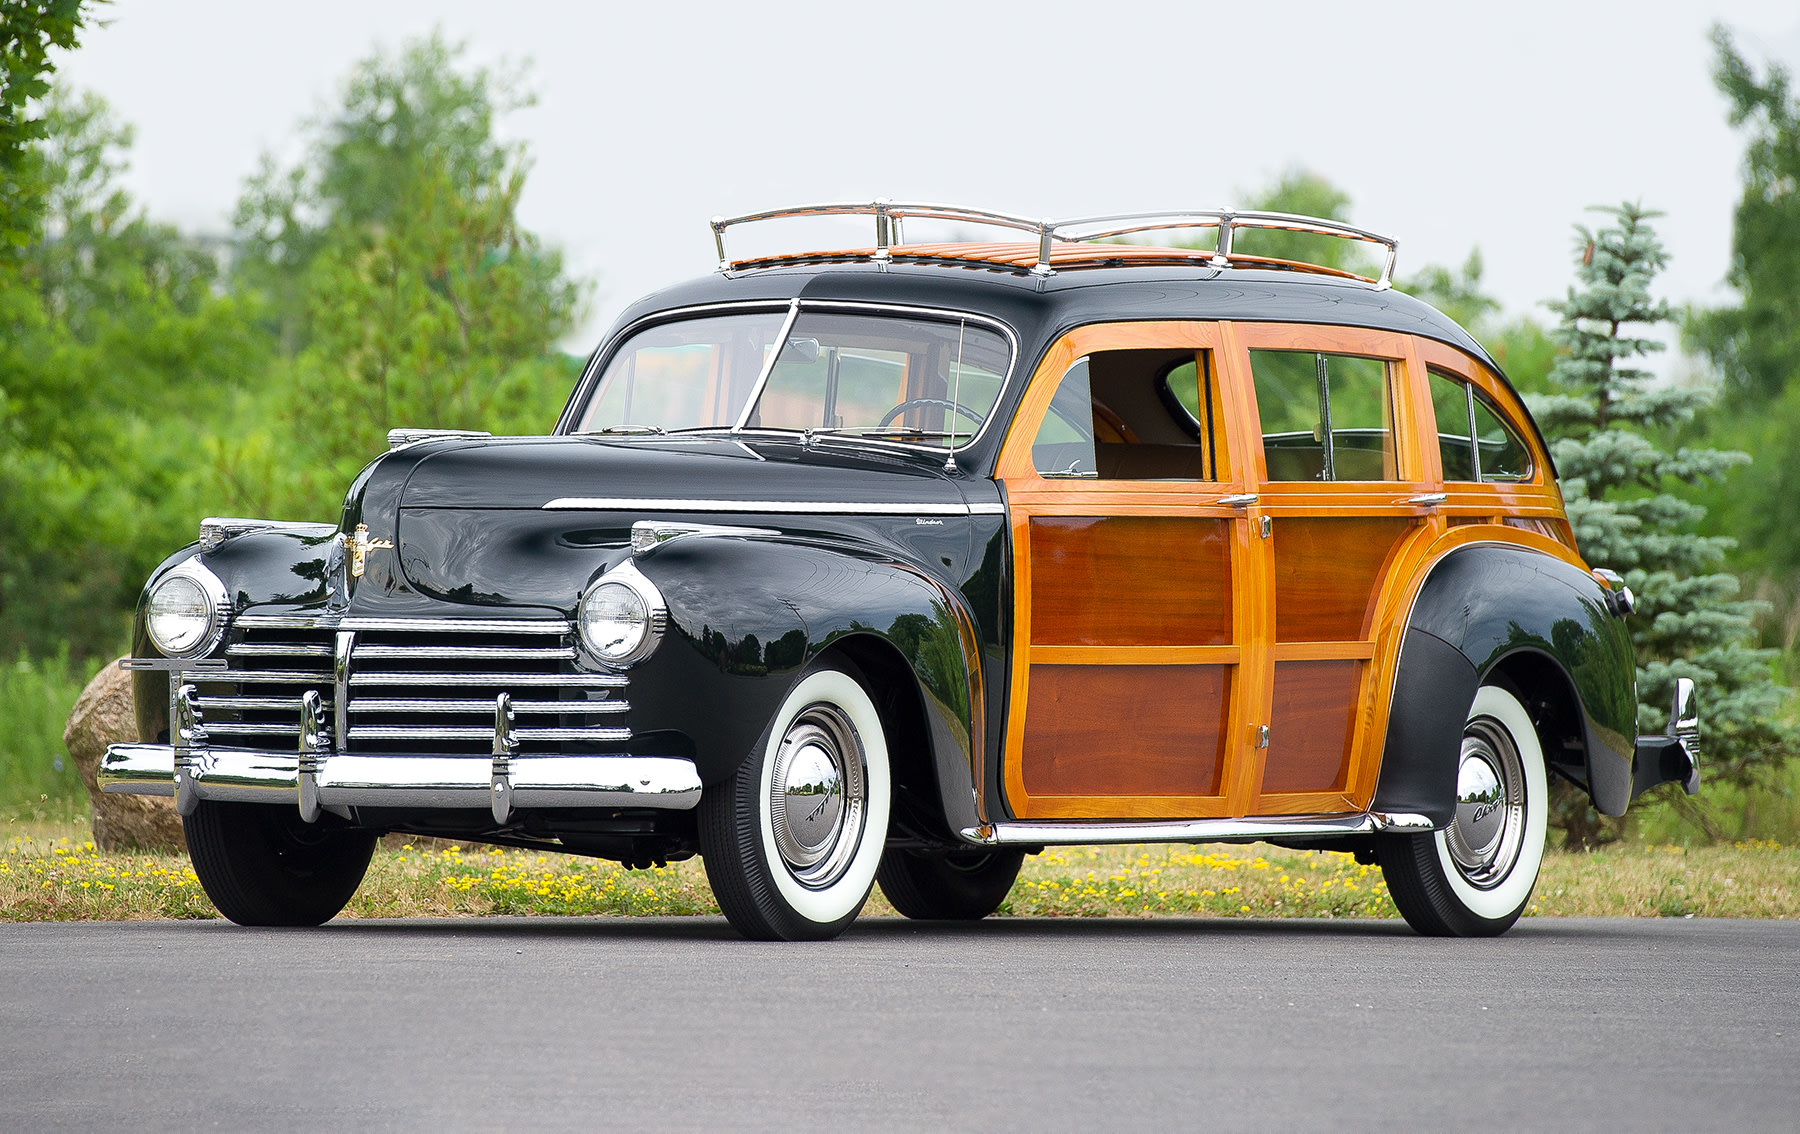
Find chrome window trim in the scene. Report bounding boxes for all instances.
[730,299,802,433]
[558,299,1021,455]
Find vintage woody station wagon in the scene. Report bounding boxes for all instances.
[102,202,1701,939]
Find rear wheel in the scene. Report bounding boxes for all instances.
[699,661,891,941]
[184,801,376,927]
[877,848,1025,920]
[1377,684,1548,937]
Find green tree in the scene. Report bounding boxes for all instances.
[1532,203,1788,844]
[0,90,271,660]
[1403,248,1559,393]
[1680,29,1800,605]
[1688,26,1800,406]
[1229,169,1377,277]
[218,35,585,514]
[0,0,97,245]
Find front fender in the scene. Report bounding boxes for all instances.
[627,537,984,831]
[1372,540,1638,823]
[129,528,343,743]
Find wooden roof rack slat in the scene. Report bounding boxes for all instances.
[709,200,1399,289]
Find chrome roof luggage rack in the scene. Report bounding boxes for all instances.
[709,200,1399,288]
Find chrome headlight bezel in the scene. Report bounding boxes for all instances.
[577,559,667,668]
[144,558,231,659]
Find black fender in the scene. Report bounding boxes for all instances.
[128,528,343,744]
[1372,542,1638,824]
[628,535,984,837]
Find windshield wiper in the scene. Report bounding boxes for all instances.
[805,426,973,442]
[579,424,665,436]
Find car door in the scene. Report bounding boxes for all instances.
[994,322,1270,821]
[1221,322,1439,816]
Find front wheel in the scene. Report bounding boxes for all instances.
[184,801,377,926]
[877,848,1025,920]
[698,661,892,941]
[1377,684,1548,937]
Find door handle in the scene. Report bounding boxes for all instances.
[1402,493,1447,507]
[1214,493,1258,508]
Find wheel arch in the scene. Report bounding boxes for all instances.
[631,537,984,837]
[1372,539,1638,824]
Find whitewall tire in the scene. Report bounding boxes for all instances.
[1378,684,1548,937]
[699,660,891,941]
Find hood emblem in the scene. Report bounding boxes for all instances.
[348,523,395,579]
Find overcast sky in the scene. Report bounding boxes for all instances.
[53,0,1800,355]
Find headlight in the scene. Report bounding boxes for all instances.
[578,562,665,666]
[145,560,228,657]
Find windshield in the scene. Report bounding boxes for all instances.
[576,309,1012,448]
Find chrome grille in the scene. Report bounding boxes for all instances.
[199,616,628,756]
[191,628,335,740]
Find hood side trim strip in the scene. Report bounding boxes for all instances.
[543,497,1002,516]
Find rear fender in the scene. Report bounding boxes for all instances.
[1372,542,1637,823]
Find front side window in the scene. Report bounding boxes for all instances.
[1250,350,1397,481]
[1029,349,1217,480]
[576,309,1011,449]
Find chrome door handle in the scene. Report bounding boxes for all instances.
[1214,493,1258,508]
[1402,493,1447,506]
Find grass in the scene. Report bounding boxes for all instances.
[4,818,1795,922]
[0,650,89,812]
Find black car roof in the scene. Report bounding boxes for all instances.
[577,260,1534,476]
[609,260,1506,378]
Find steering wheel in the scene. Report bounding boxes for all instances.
[875,398,985,430]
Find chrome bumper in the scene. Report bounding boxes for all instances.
[100,743,703,814]
[1631,676,1702,801]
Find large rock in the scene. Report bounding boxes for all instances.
[63,658,186,853]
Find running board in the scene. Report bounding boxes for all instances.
[959,812,1435,847]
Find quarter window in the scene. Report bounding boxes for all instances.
[1249,350,1398,481]
[1428,369,1532,482]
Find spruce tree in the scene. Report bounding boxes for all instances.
[1531,203,1788,844]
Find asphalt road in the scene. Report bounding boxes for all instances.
[3,916,1795,1132]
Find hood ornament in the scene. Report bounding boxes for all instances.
[348,523,394,579]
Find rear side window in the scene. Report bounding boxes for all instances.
[1249,350,1397,481]
[1428,370,1532,482]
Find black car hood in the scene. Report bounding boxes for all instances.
[397,435,965,511]
[375,435,969,609]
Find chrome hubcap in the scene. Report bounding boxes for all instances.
[769,704,866,888]
[1445,718,1526,889]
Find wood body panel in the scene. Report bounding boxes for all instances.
[1218,323,1432,816]
[1029,516,1231,646]
[997,321,1253,821]
[1020,664,1229,797]
[987,318,1587,829]
[1262,660,1360,793]
[1271,516,1415,642]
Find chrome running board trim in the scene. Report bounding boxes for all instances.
[959,811,1436,846]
